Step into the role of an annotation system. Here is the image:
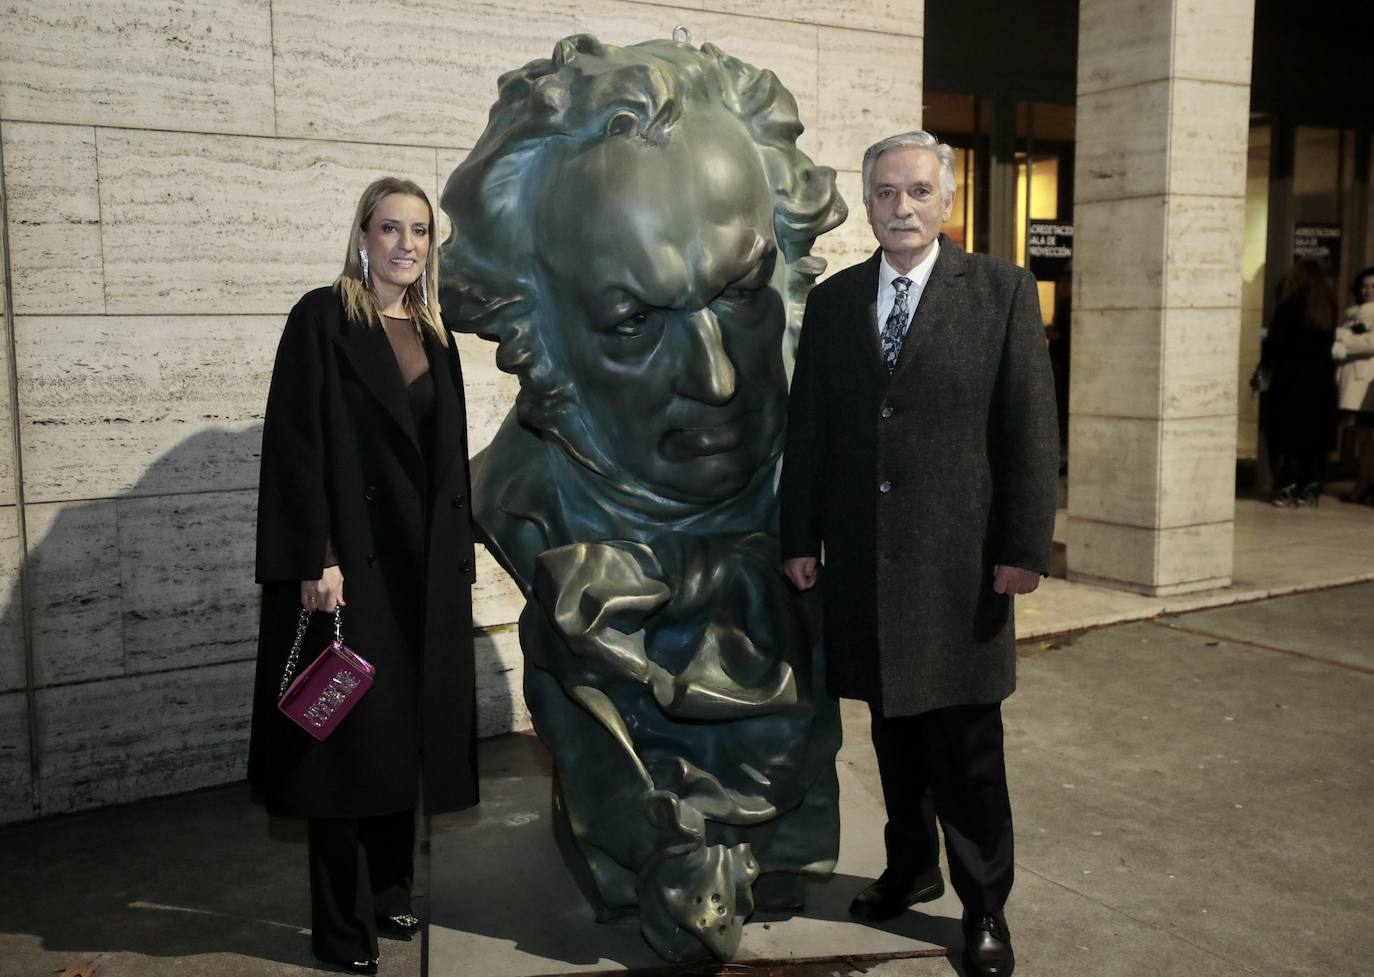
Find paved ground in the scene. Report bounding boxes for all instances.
[1,582,1370,977]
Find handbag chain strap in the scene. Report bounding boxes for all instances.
[277,607,344,698]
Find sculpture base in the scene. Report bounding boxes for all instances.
[428,733,963,976]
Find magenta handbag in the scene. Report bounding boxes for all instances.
[277,608,375,741]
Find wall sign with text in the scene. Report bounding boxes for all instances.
[1027,220,1073,279]
[1293,224,1342,274]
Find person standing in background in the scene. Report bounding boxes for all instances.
[1334,267,1374,504]
[1260,260,1339,507]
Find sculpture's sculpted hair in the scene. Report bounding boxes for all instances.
[861,130,957,207]
[339,176,447,346]
[440,34,846,452]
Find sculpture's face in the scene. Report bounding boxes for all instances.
[537,108,788,502]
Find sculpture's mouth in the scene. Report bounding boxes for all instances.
[660,414,752,460]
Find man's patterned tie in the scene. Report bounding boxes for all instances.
[881,276,913,373]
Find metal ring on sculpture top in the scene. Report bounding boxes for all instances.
[438,33,848,962]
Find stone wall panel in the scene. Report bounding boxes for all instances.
[0,507,24,693]
[1079,0,1252,95]
[24,501,123,687]
[0,0,275,136]
[817,27,920,170]
[1074,82,1172,204]
[0,307,13,506]
[0,691,32,826]
[117,490,258,675]
[34,660,254,816]
[1167,80,1251,199]
[14,315,278,503]
[1163,194,1246,309]
[453,332,520,460]
[273,0,817,153]
[1160,307,1241,419]
[474,627,530,739]
[1157,416,1237,527]
[811,169,872,282]
[1074,196,1167,311]
[1069,308,1164,419]
[1068,517,1233,594]
[96,129,435,315]
[472,547,525,631]
[705,0,920,36]
[1,122,104,315]
[1067,415,1162,528]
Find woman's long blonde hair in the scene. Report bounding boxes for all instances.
[337,176,448,346]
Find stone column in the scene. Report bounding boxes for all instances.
[1067,0,1256,595]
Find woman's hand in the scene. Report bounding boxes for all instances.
[301,566,345,613]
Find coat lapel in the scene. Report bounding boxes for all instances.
[890,236,967,380]
[333,317,420,455]
[853,251,888,378]
[429,335,466,494]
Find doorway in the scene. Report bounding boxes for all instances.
[924,93,1076,454]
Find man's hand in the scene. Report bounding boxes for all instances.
[992,564,1041,596]
[301,565,346,612]
[782,557,819,591]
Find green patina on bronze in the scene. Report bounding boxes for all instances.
[438,34,847,962]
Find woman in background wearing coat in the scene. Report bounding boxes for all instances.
[1259,259,1339,506]
[249,176,479,974]
[1334,267,1374,504]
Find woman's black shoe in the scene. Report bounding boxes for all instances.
[313,953,378,974]
[1339,487,1374,504]
[378,913,420,938]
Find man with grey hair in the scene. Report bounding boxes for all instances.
[778,130,1058,977]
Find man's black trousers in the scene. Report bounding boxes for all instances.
[869,701,1014,915]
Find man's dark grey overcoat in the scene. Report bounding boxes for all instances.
[778,237,1058,718]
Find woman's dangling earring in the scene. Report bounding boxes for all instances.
[359,248,370,288]
[421,267,429,308]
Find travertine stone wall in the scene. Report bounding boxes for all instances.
[1068,0,1254,595]
[0,0,921,823]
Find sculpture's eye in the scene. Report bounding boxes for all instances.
[720,282,766,302]
[605,111,640,137]
[610,310,659,339]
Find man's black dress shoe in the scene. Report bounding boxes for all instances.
[962,912,1014,977]
[848,867,945,921]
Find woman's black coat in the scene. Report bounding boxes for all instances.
[1260,296,1338,456]
[248,286,479,818]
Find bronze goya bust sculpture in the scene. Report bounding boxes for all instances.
[439,34,847,961]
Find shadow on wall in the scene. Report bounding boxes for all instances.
[0,426,268,828]
[0,425,525,827]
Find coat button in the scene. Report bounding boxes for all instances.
[364,484,377,501]
[880,405,894,418]
[367,553,378,567]
[459,559,472,574]
[452,495,466,510]
[878,480,892,494]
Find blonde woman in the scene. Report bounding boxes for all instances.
[249,177,479,974]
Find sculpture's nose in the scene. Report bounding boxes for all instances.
[676,308,737,405]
